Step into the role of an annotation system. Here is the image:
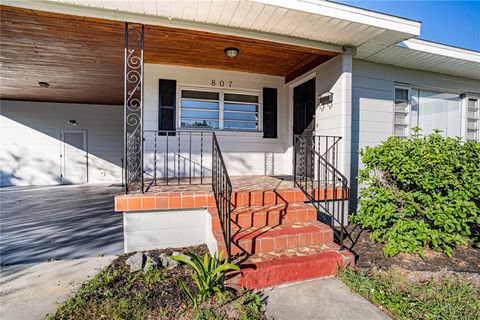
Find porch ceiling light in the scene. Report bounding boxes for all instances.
[38,81,49,88]
[224,47,240,58]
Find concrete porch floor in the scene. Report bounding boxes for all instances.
[0,184,123,265]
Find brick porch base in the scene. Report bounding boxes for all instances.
[115,175,353,288]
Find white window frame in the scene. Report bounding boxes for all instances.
[463,94,480,142]
[393,85,469,139]
[177,85,262,132]
[393,85,412,138]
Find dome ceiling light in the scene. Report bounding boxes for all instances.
[224,47,240,58]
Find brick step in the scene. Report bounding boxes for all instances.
[227,243,355,289]
[229,187,348,207]
[230,189,307,207]
[209,203,317,232]
[215,221,333,256]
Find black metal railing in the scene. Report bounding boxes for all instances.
[211,132,233,259]
[294,134,348,249]
[140,130,213,193]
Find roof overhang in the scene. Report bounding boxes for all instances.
[364,38,480,80]
[2,0,421,57]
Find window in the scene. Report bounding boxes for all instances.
[180,90,220,129]
[394,87,462,138]
[179,88,260,131]
[394,88,409,137]
[467,98,479,141]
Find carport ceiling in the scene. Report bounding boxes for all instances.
[0,5,336,105]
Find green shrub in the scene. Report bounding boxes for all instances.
[172,251,240,307]
[353,130,480,256]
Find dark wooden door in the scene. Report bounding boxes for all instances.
[293,78,316,178]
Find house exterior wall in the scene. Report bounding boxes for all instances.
[313,54,353,179]
[0,100,123,186]
[143,64,289,176]
[349,59,480,211]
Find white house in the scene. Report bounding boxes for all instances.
[1,0,479,288]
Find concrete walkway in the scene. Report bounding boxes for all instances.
[265,277,391,320]
[0,256,116,320]
[0,184,123,265]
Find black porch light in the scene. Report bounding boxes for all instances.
[224,47,240,58]
[38,81,50,88]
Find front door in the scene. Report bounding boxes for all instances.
[293,78,316,178]
[61,130,88,184]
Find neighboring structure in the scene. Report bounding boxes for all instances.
[1,0,479,288]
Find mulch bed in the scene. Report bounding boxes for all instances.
[50,245,266,320]
[344,224,480,274]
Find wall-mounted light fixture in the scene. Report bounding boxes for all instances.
[224,47,240,58]
[38,82,50,88]
[67,120,77,126]
[318,92,333,111]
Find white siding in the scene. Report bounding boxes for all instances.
[314,54,353,179]
[349,59,480,210]
[0,101,123,186]
[143,64,288,176]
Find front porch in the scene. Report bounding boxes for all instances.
[116,173,351,289]
[1,4,354,289]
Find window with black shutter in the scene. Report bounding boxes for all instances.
[158,79,176,133]
[263,87,277,138]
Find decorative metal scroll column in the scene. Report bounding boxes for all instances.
[124,22,144,194]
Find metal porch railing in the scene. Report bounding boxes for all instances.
[294,134,348,250]
[211,132,233,259]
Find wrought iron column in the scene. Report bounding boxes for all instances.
[124,22,144,194]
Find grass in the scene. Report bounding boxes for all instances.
[339,268,480,320]
[48,247,265,320]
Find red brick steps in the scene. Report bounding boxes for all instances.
[208,185,354,289]
[215,221,333,256]
[209,203,317,231]
[227,244,355,289]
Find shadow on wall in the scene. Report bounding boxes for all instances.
[0,102,123,186]
[1,150,63,186]
[0,184,124,265]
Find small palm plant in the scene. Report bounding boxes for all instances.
[172,251,240,307]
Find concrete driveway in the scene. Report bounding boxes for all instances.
[0,184,124,265]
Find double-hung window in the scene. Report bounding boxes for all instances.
[179,88,260,131]
[394,86,462,138]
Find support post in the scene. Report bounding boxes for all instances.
[124,22,144,194]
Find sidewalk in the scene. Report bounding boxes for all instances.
[0,256,116,320]
[264,277,391,320]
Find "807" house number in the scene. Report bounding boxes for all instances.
[211,80,232,87]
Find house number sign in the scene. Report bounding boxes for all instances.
[211,80,232,87]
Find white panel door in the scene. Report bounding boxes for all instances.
[61,130,88,184]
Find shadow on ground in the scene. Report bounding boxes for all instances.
[0,184,124,265]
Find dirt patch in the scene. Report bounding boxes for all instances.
[345,224,480,273]
[49,245,266,320]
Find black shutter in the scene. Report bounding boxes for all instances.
[158,79,176,133]
[263,87,277,138]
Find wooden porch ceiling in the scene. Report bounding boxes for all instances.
[0,5,337,105]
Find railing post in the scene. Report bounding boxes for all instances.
[124,22,144,194]
[154,132,157,186]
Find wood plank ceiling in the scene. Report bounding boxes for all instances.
[0,5,336,105]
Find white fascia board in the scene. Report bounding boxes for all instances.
[250,0,421,36]
[398,39,480,63]
[2,0,343,53]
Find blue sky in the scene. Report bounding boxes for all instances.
[335,1,480,51]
